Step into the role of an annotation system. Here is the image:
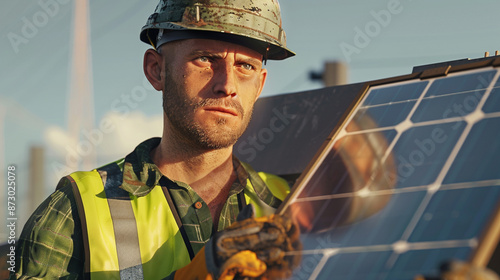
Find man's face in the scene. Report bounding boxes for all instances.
[159,38,267,150]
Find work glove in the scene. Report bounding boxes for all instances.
[414,260,500,280]
[173,205,302,280]
[210,205,302,279]
[173,247,266,280]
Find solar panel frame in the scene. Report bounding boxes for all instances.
[278,57,500,279]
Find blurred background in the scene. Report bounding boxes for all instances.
[1,0,499,244]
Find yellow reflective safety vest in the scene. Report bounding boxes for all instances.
[65,160,289,280]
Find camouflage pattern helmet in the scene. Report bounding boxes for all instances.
[140,0,295,60]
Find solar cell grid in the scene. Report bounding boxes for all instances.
[281,67,500,279]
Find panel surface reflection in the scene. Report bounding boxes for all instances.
[295,191,426,247]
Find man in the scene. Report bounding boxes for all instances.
[12,0,300,279]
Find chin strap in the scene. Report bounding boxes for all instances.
[146,29,158,51]
[263,45,270,65]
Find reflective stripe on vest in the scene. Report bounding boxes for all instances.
[68,168,289,279]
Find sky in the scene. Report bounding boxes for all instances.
[1,0,500,241]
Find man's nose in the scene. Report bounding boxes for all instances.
[212,64,237,97]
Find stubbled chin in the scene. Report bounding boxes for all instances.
[197,112,242,127]
[197,121,246,148]
[196,127,243,149]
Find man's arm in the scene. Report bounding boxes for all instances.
[11,178,84,279]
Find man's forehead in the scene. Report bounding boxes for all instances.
[172,38,264,60]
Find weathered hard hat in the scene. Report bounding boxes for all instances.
[140,0,295,60]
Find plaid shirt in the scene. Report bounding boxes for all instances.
[12,138,284,279]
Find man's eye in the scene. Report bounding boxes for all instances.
[241,63,254,71]
[198,56,209,63]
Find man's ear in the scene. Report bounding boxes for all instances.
[255,68,267,102]
[143,49,163,91]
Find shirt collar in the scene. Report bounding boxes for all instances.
[229,155,249,196]
[121,137,163,196]
[119,137,254,197]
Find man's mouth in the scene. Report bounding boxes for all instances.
[203,106,239,116]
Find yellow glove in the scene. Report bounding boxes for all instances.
[218,250,267,280]
[173,247,266,280]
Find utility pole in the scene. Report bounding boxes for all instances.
[67,0,96,171]
[28,146,45,215]
[310,61,349,87]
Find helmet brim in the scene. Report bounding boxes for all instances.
[140,25,295,60]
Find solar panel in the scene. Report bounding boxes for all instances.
[279,60,500,279]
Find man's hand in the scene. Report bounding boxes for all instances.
[211,210,302,279]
